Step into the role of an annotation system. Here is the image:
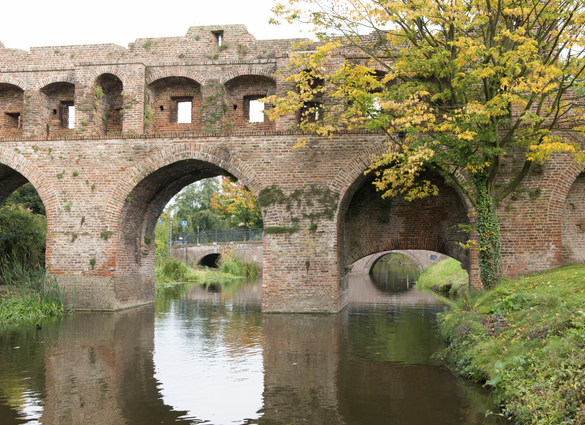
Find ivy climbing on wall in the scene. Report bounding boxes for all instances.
[201,79,232,133]
[258,184,340,234]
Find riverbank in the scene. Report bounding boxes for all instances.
[155,251,259,288]
[437,264,585,424]
[416,257,468,297]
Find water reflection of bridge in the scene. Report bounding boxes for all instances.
[7,276,465,424]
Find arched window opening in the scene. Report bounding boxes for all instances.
[40,82,75,135]
[224,75,276,131]
[146,77,202,133]
[94,74,124,135]
[0,83,24,136]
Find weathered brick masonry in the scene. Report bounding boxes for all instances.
[0,25,583,312]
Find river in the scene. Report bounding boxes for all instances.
[0,261,506,424]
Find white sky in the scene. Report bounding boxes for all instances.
[0,0,310,52]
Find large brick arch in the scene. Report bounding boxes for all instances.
[146,69,205,86]
[109,142,262,206]
[548,155,585,264]
[0,146,56,213]
[334,140,471,270]
[104,142,261,273]
[547,156,583,223]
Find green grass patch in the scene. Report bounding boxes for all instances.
[416,258,468,297]
[437,264,585,424]
[154,250,256,289]
[216,248,259,278]
[0,260,66,326]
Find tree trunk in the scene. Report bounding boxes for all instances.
[473,173,503,289]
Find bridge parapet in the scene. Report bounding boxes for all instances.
[0,25,307,139]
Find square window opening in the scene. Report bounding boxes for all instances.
[212,31,224,46]
[5,112,21,129]
[248,100,265,123]
[177,101,192,124]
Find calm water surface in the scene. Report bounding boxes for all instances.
[0,263,506,424]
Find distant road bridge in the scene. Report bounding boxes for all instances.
[170,241,263,270]
[351,250,449,274]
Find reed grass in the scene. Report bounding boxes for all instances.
[0,259,65,325]
[216,247,259,278]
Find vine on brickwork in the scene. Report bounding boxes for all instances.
[201,80,232,133]
[258,184,340,234]
[100,230,114,241]
[473,173,503,289]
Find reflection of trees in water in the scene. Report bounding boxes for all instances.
[154,278,254,315]
[347,304,445,365]
[370,260,420,294]
[0,321,58,423]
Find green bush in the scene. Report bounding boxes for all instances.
[155,257,192,282]
[217,248,259,278]
[0,204,46,270]
[0,260,65,325]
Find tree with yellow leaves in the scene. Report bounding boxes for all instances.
[210,177,264,228]
[266,0,585,288]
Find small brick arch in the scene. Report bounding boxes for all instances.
[198,252,221,267]
[146,69,205,86]
[346,236,467,267]
[355,250,425,273]
[0,76,26,91]
[220,66,277,85]
[90,67,129,87]
[35,74,76,91]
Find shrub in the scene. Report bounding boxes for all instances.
[0,204,46,270]
[217,248,259,278]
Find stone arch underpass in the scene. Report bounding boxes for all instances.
[170,243,263,270]
[337,165,471,292]
[350,250,450,274]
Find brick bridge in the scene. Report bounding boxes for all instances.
[1,25,584,313]
[170,242,263,269]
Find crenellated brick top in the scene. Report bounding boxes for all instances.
[0,25,305,69]
[0,25,320,140]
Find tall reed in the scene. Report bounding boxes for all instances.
[217,247,259,278]
[0,258,65,325]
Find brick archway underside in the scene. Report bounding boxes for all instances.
[346,236,467,270]
[341,171,471,273]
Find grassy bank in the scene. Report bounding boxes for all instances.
[0,262,65,326]
[155,248,258,288]
[216,248,259,278]
[437,264,585,424]
[416,258,469,297]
